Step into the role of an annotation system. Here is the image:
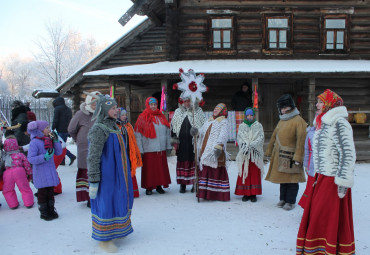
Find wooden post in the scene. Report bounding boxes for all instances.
[252,78,259,121]
[308,78,316,125]
[123,82,132,123]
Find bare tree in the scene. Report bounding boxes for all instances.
[1,55,34,96]
[33,20,104,89]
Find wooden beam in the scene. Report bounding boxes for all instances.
[123,82,132,122]
[118,0,149,27]
[308,78,316,125]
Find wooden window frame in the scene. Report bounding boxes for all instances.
[207,16,237,55]
[321,15,350,54]
[262,14,293,55]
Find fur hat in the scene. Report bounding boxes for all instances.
[277,94,295,114]
[84,91,102,113]
[91,94,117,121]
[11,100,24,109]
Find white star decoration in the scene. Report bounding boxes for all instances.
[175,68,208,104]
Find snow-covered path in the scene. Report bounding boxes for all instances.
[1,144,369,255]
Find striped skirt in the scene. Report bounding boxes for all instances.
[176,160,195,185]
[76,168,89,202]
[197,165,230,201]
[132,176,139,198]
[234,161,262,196]
[296,174,355,255]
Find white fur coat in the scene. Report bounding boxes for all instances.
[236,121,265,183]
[313,106,356,188]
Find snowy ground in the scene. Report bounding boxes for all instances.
[1,144,369,255]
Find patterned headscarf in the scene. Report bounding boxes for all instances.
[243,107,256,126]
[317,89,344,113]
[213,103,228,119]
[316,89,344,130]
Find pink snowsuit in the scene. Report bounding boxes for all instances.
[2,138,34,208]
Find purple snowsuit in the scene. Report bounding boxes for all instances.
[27,125,62,189]
[303,126,315,177]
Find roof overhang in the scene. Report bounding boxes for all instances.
[83,59,370,79]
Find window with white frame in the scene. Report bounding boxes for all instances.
[210,17,233,49]
[267,17,289,49]
[324,18,346,50]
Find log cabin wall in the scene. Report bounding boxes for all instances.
[176,0,370,60]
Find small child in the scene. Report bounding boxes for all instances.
[2,138,34,209]
[27,120,62,221]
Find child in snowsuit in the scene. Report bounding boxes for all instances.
[2,138,34,209]
[27,120,62,221]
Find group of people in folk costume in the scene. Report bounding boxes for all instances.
[0,86,356,254]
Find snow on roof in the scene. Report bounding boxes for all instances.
[84,59,370,76]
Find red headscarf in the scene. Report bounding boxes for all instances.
[134,97,170,138]
[315,89,344,130]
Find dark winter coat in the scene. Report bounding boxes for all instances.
[11,105,29,146]
[52,97,72,133]
[68,102,95,169]
[231,88,253,111]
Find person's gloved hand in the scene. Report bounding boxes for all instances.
[44,149,54,161]
[214,148,222,159]
[166,149,172,156]
[89,183,99,199]
[190,127,199,136]
[171,137,179,146]
[338,185,348,199]
[50,130,59,142]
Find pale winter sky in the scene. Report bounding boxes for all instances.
[0,0,145,59]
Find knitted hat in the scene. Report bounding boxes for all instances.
[148,97,158,105]
[245,108,255,116]
[277,94,295,114]
[4,138,19,152]
[317,89,344,113]
[27,120,49,138]
[91,94,117,121]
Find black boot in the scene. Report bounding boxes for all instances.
[48,200,59,219]
[180,184,186,193]
[242,195,249,202]
[145,189,153,195]
[250,195,257,202]
[39,203,53,221]
[156,186,165,194]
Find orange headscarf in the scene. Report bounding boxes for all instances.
[316,89,344,130]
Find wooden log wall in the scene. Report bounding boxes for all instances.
[176,1,370,59]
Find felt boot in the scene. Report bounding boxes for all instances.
[99,240,118,253]
[48,200,59,219]
[180,184,186,193]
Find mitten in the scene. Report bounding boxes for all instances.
[170,137,179,146]
[50,130,59,142]
[89,182,99,199]
[166,149,172,156]
[44,149,54,161]
[337,185,348,199]
[214,148,222,159]
[190,127,199,136]
[293,160,302,167]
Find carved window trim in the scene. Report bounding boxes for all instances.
[262,14,293,55]
[321,15,350,53]
[207,15,237,55]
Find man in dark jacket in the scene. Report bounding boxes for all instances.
[10,100,30,146]
[52,97,76,166]
[231,82,253,111]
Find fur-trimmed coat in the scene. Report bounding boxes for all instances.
[313,106,355,188]
[198,116,229,170]
[265,109,307,184]
[236,121,265,183]
[68,102,95,169]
